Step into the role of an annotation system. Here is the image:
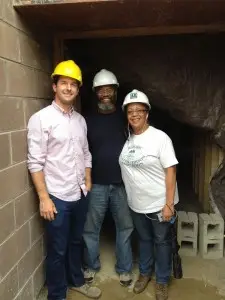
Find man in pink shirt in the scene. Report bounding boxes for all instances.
[27,60,101,300]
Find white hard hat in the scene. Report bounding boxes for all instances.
[93,69,119,89]
[122,89,151,110]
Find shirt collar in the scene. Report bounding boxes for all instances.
[52,101,74,116]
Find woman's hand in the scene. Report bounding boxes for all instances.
[162,204,174,222]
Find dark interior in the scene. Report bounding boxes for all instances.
[64,36,203,217]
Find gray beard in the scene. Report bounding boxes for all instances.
[98,102,115,111]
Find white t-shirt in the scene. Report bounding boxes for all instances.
[119,126,179,213]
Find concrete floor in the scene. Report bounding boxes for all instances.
[38,178,223,299]
[38,233,225,300]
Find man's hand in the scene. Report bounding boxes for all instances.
[39,197,57,221]
[85,167,92,192]
[85,178,92,192]
[162,204,174,222]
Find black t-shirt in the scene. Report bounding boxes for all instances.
[85,110,126,184]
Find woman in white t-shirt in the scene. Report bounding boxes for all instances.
[119,90,179,300]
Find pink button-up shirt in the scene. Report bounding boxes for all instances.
[27,101,92,201]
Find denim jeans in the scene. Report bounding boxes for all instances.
[83,184,133,274]
[45,194,88,300]
[131,210,172,284]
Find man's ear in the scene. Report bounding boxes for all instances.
[52,83,57,93]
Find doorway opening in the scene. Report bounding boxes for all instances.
[64,35,206,214]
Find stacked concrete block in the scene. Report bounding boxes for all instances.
[177,211,198,256]
[199,213,224,259]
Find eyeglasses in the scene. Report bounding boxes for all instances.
[127,109,148,116]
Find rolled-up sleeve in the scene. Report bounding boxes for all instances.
[82,118,92,168]
[27,113,48,173]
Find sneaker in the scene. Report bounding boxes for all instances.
[84,269,96,283]
[70,283,102,299]
[119,272,132,287]
[155,283,168,300]
[133,274,151,294]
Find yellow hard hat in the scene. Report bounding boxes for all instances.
[51,60,82,85]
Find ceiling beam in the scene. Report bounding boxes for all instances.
[57,24,225,40]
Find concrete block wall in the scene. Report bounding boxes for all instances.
[0,1,52,299]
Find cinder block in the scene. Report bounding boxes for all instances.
[199,213,224,240]
[199,213,224,259]
[0,222,30,279]
[0,21,20,61]
[24,99,47,124]
[30,213,44,245]
[5,60,36,97]
[0,162,29,206]
[199,238,223,259]
[17,278,34,300]
[0,133,11,169]
[177,211,198,256]
[18,238,43,289]
[11,130,27,163]
[0,97,25,132]
[178,211,198,239]
[0,202,15,244]
[0,266,19,300]
[32,261,45,298]
[15,189,38,228]
[179,239,198,257]
[0,59,7,96]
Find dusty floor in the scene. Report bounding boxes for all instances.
[38,278,225,300]
[38,233,225,300]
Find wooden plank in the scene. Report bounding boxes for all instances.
[219,148,224,165]
[211,144,220,178]
[198,135,205,206]
[209,143,220,213]
[192,136,196,191]
[194,136,200,196]
[203,136,212,212]
[57,24,225,40]
[193,135,198,195]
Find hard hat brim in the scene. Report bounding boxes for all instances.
[51,73,82,86]
[92,83,119,90]
[122,101,151,111]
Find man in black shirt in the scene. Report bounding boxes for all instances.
[83,69,133,286]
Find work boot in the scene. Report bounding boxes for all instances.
[133,274,151,294]
[70,284,102,299]
[155,283,168,300]
[84,269,96,283]
[119,272,132,287]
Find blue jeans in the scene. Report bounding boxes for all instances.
[83,184,133,274]
[45,194,88,300]
[131,210,172,284]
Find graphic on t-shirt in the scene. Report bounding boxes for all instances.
[120,143,147,167]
